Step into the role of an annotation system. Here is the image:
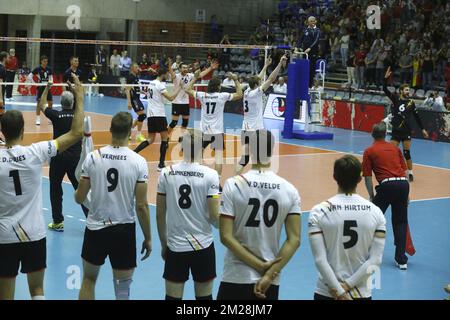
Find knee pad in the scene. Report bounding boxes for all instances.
[403,149,411,161]
[113,278,132,300]
[169,120,178,129]
[182,118,189,128]
[137,114,147,122]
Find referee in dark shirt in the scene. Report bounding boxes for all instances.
[39,82,88,232]
[362,122,410,270]
[297,16,321,87]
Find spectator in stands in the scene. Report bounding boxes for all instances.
[110,49,121,77]
[210,15,221,43]
[273,76,287,95]
[250,47,260,76]
[365,48,377,88]
[278,0,289,29]
[423,90,445,111]
[329,33,340,65]
[412,53,422,89]
[339,30,350,67]
[18,61,30,76]
[149,58,160,80]
[436,44,447,84]
[222,72,236,88]
[119,50,131,77]
[354,44,366,89]
[220,35,231,72]
[421,49,434,92]
[399,49,413,86]
[375,48,387,88]
[138,53,151,80]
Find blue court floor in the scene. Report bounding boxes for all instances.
[6,95,450,300]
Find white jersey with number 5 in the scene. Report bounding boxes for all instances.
[195,91,232,134]
[308,194,386,298]
[157,162,220,252]
[220,170,302,285]
[147,79,168,117]
[81,145,149,231]
[0,141,58,244]
[242,86,265,131]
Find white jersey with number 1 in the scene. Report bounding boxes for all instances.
[308,194,386,298]
[195,91,232,134]
[147,79,168,118]
[242,86,265,131]
[220,170,302,285]
[81,145,149,231]
[0,141,58,244]
[157,162,220,252]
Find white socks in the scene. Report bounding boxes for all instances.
[32,295,45,300]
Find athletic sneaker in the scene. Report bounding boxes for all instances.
[35,116,41,125]
[395,261,407,270]
[136,134,146,143]
[157,163,165,172]
[408,174,414,182]
[0,138,5,146]
[48,222,64,232]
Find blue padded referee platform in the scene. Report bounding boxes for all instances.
[282,57,334,140]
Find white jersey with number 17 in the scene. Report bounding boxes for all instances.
[220,170,302,285]
[0,141,58,244]
[195,91,232,134]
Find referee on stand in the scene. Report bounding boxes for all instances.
[39,82,89,232]
[296,16,321,87]
[362,122,410,270]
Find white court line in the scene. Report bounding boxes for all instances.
[66,215,74,218]
[8,101,62,107]
[410,196,450,203]
[43,208,48,211]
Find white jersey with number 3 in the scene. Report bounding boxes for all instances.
[308,194,386,298]
[195,91,232,134]
[242,86,265,131]
[0,141,58,244]
[157,162,220,252]
[81,145,149,231]
[220,170,302,285]
[147,79,168,118]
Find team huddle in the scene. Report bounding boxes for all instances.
[2,52,420,301]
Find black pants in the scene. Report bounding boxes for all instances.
[5,71,15,98]
[49,156,89,223]
[373,180,410,264]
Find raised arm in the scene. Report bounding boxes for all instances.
[230,73,243,101]
[184,70,201,98]
[162,85,182,102]
[167,57,176,81]
[261,55,288,92]
[199,60,219,79]
[38,82,52,113]
[55,74,84,153]
[383,67,395,102]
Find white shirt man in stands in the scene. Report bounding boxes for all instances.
[236,55,288,174]
[185,72,242,178]
[309,155,386,300]
[218,129,301,300]
[273,76,287,95]
[222,73,236,88]
[156,129,220,300]
[0,74,85,300]
[74,112,151,300]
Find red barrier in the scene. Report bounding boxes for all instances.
[18,74,64,96]
[322,100,386,133]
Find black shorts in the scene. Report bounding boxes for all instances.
[131,97,145,113]
[163,243,216,283]
[36,86,53,101]
[202,133,225,151]
[172,103,190,116]
[217,282,280,300]
[314,293,372,300]
[391,130,411,142]
[148,117,168,133]
[81,223,136,270]
[0,238,46,278]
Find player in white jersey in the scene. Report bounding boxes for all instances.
[236,55,288,175]
[185,72,242,177]
[0,74,85,300]
[167,58,219,133]
[218,129,301,300]
[309,155,386,300]
[156,129,220,300]
[133,68,181,171]
[74,112,151,300]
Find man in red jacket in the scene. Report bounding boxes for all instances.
[5,48,18,101]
